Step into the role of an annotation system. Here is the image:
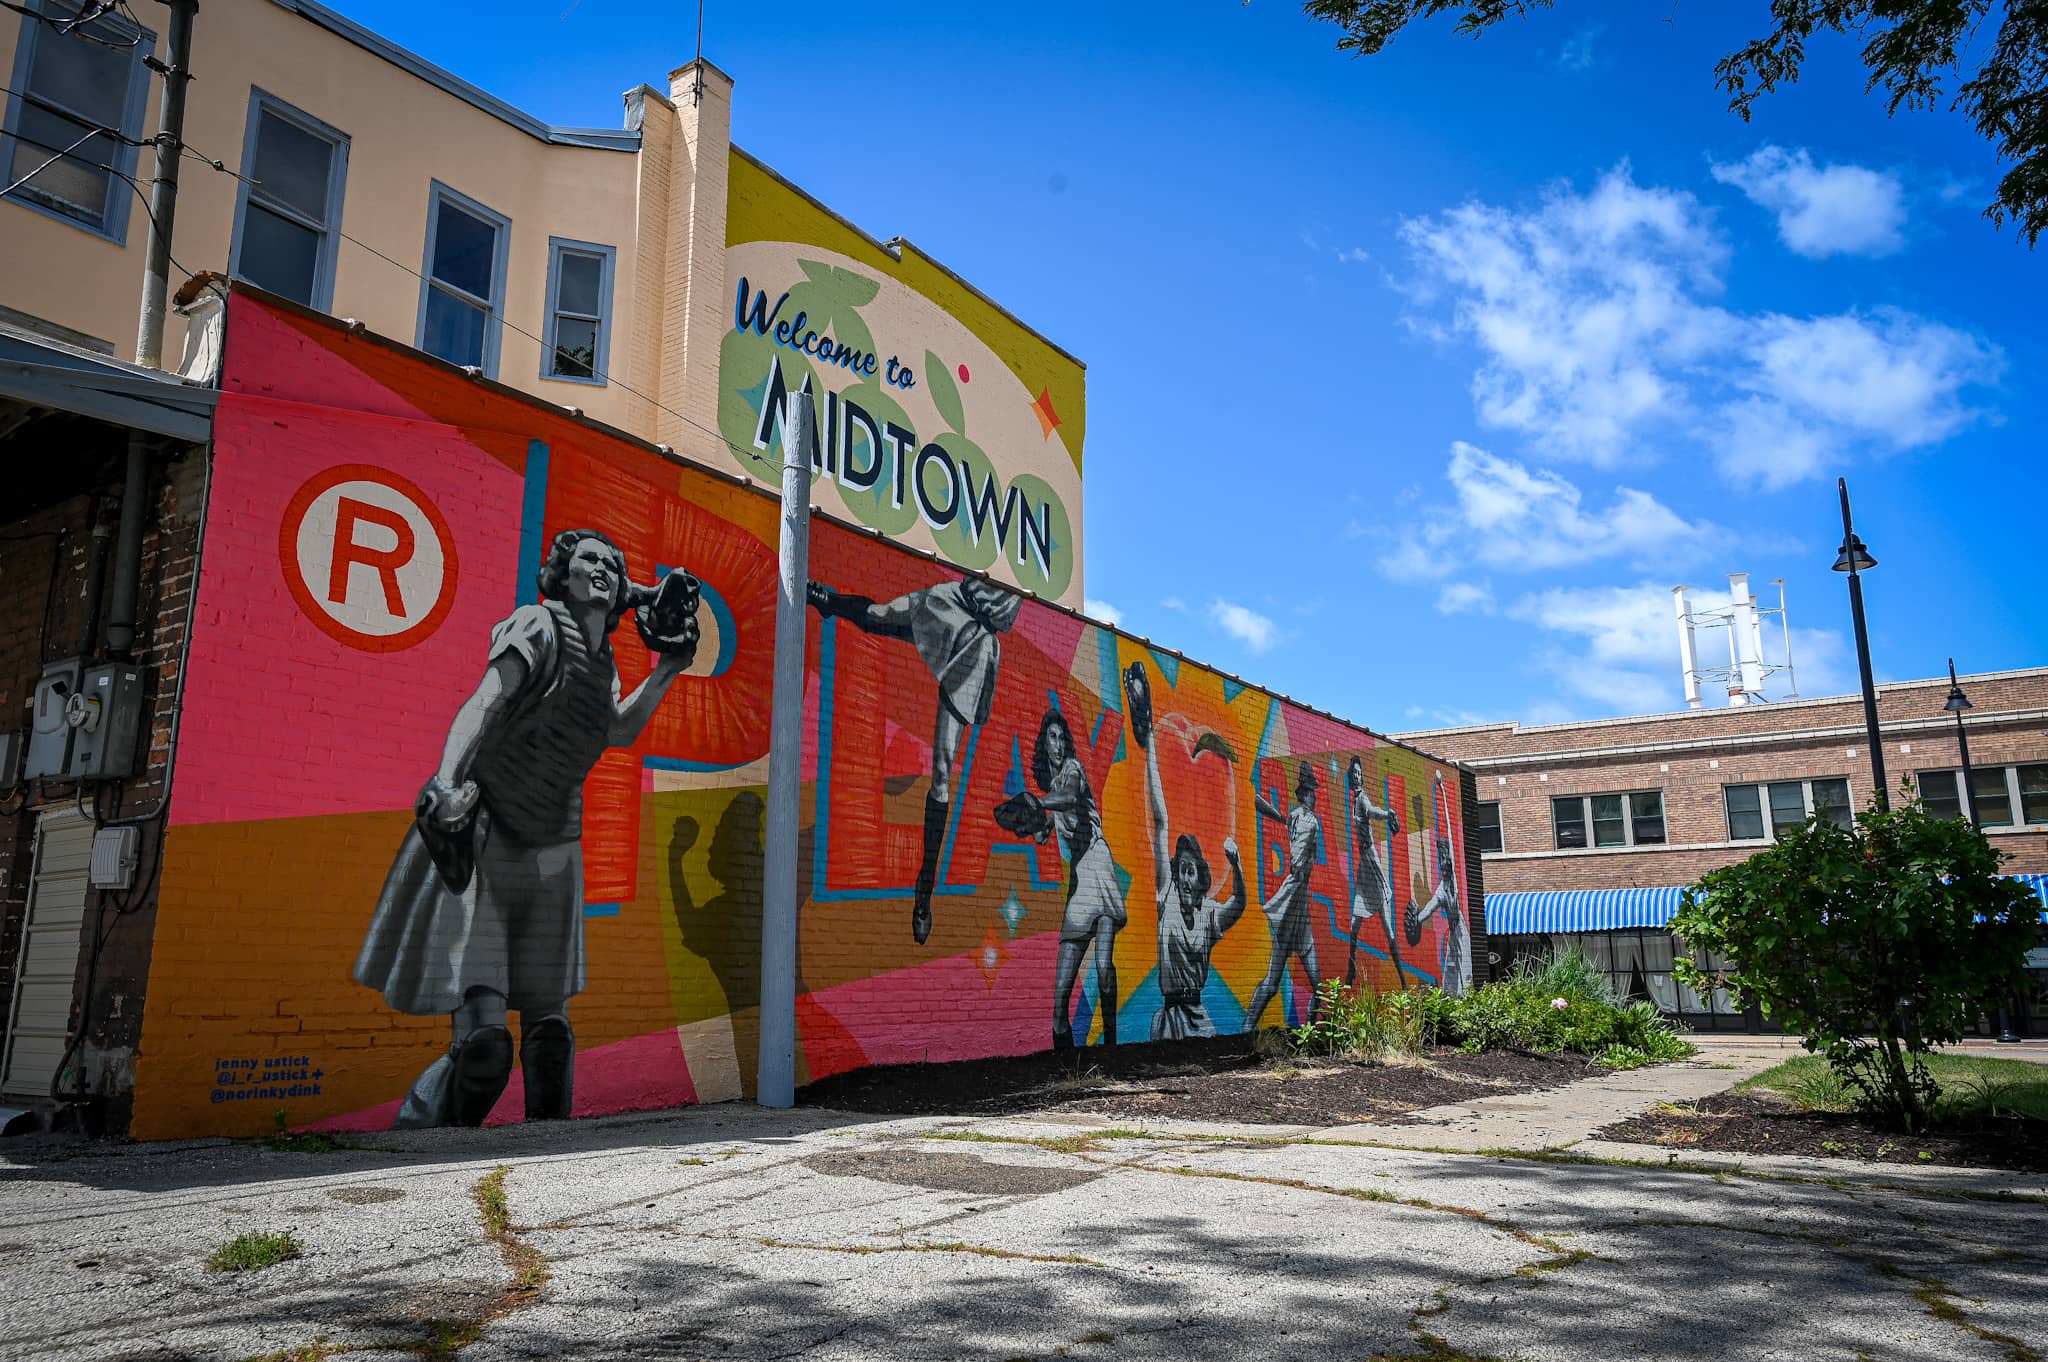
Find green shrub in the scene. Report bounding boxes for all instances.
[1292,980,1424,1060]
[1423,949,1696,1064]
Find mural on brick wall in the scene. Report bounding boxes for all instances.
[127,292,1474,1139]
[721,150,1087,607]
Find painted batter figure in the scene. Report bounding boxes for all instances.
[1344,756,1403,987]
[1404,772,1474,996]
[354,529,700,1128]
[1124,663,1246,1040]
[1246,760,1324,1030]
[808,575,1023,945]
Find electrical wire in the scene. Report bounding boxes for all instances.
[0,0,143,49]
[181,141,788,475]
[8,122,196,282]
[0,82,154,143]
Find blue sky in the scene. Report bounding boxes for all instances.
[339,0,2046,731]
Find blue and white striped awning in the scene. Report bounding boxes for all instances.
[1484,887,1688,935]
[1487,873,2048,937]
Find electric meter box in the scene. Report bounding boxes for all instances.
[90,825,139,889]
[69,663,147,780]
[25,659,81,778]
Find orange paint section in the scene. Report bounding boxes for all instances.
[130,808,681,1141]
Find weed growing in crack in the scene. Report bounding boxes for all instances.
[207,1230,302,1273]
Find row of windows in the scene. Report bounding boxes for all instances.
[2,1,612,385]
[1918,765,2048,829]
[1475,765,2045,855]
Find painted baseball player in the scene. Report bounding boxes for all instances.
[1124,663,1246,1040]
[1246,760,1324,1030]
[1344,755,1403,987]
[355,529,699,1128]
[1404,772,1474,996]
[809,575,1023,945]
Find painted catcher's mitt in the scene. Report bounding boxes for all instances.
[1122,662,1153,748]
[634,569,702,661]
[992,790,1052,842]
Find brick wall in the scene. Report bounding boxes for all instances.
[0,444,201,1130]
[121,292,1485,1140]
[1410,681,2048,901]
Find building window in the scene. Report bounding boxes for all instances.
[1725,778,1855,841]
[230,91,348,310]
[543,237,614,384]
[1552,791,1664,850]
[1918,766,2045,828]
[1473,801,1502,854]
[417,181,509,375]
[1,0,154,241]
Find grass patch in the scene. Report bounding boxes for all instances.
[263,1108,340,1154]
[207,1230,303,1273]
[1738,1054,2048,1122]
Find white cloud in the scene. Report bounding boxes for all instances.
[1557,25,1602,73]
[1336,246,1372,264]
[1436,581,1496,615]
[1397,164,1999,486]
[1083,597,1124,627]
[1710,145,1905,258]
[1380,443,1718,581]
[1160,596,1188,613]
[1209,599,1278,653]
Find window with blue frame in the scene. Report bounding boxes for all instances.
[231,92,349,309]
[543,238,614,384]
[2,0,154,241]
[417,181,508,375]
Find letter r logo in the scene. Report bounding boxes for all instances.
[281,465,459,652]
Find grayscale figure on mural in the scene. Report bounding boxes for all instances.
[807,574,1023,944]
[993,706,1129,1048]
[354,529,701,1128]
[1405,772,1473,996]
[1247,759,1324,1029]
[1124,663,1246,1040]
[1344,755,1403,987]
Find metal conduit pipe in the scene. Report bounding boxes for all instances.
[104,432,152,659]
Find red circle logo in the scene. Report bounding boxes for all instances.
[279,464,459,653]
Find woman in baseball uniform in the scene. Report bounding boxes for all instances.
[1404,772,1474,996]
[1124,664,1246,1040]
[809,575,1022,945]
[1028,707,1128,1048]
[1246,762,1324,1030]
[354,529,697,1128]
[1344,756,1403,987]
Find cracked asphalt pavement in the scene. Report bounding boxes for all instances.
[2,1063,2044,1361]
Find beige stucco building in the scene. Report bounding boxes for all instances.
[1,0,1088,602]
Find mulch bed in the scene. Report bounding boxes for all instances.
[1595,1091,2048,1173]
[798,1033,1601,1125]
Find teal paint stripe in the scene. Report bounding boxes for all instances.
[515,440,551,609]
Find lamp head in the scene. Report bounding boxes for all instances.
[1944,684,1973,714]
[1832,533,1876,573]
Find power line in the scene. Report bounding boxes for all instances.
[180,138,781,473]
[7,121,195,282]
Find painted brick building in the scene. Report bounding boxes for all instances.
[1396,668,2048,1031]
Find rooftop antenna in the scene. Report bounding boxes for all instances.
[690,0,707,105]
[1674,572,1798,707]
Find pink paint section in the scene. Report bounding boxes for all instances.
[222,301,435,425]
[172,394,525,826]
[1012,599,1087,672]
[796,933,1061,1075]
[303,1027,698,1133]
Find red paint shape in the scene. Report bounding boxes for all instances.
[957,363,970,383]
[797,934,1061,1071]
[279,463,460,654]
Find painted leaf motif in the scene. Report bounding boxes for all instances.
[924,350,966,433]
[798,259,880,311]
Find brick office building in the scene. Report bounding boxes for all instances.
[1396,667,2048,1032]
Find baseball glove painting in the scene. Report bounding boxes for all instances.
[414,776,480,893]
[993,790,1053,842]
[1122,662,1153,749]
[634,569,703,661]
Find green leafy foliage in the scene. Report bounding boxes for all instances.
[1293,947,1695,1065]
[1672,799,2037,1132]
[1299,0,2048,245]
[207,1229,303,1273]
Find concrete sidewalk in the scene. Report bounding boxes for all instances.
[1,1054,2041,1361]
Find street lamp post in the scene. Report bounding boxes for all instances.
[1949,662,2024,1044]
[1832,478,1888,810]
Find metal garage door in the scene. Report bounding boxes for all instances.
[1,811,92,1099]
